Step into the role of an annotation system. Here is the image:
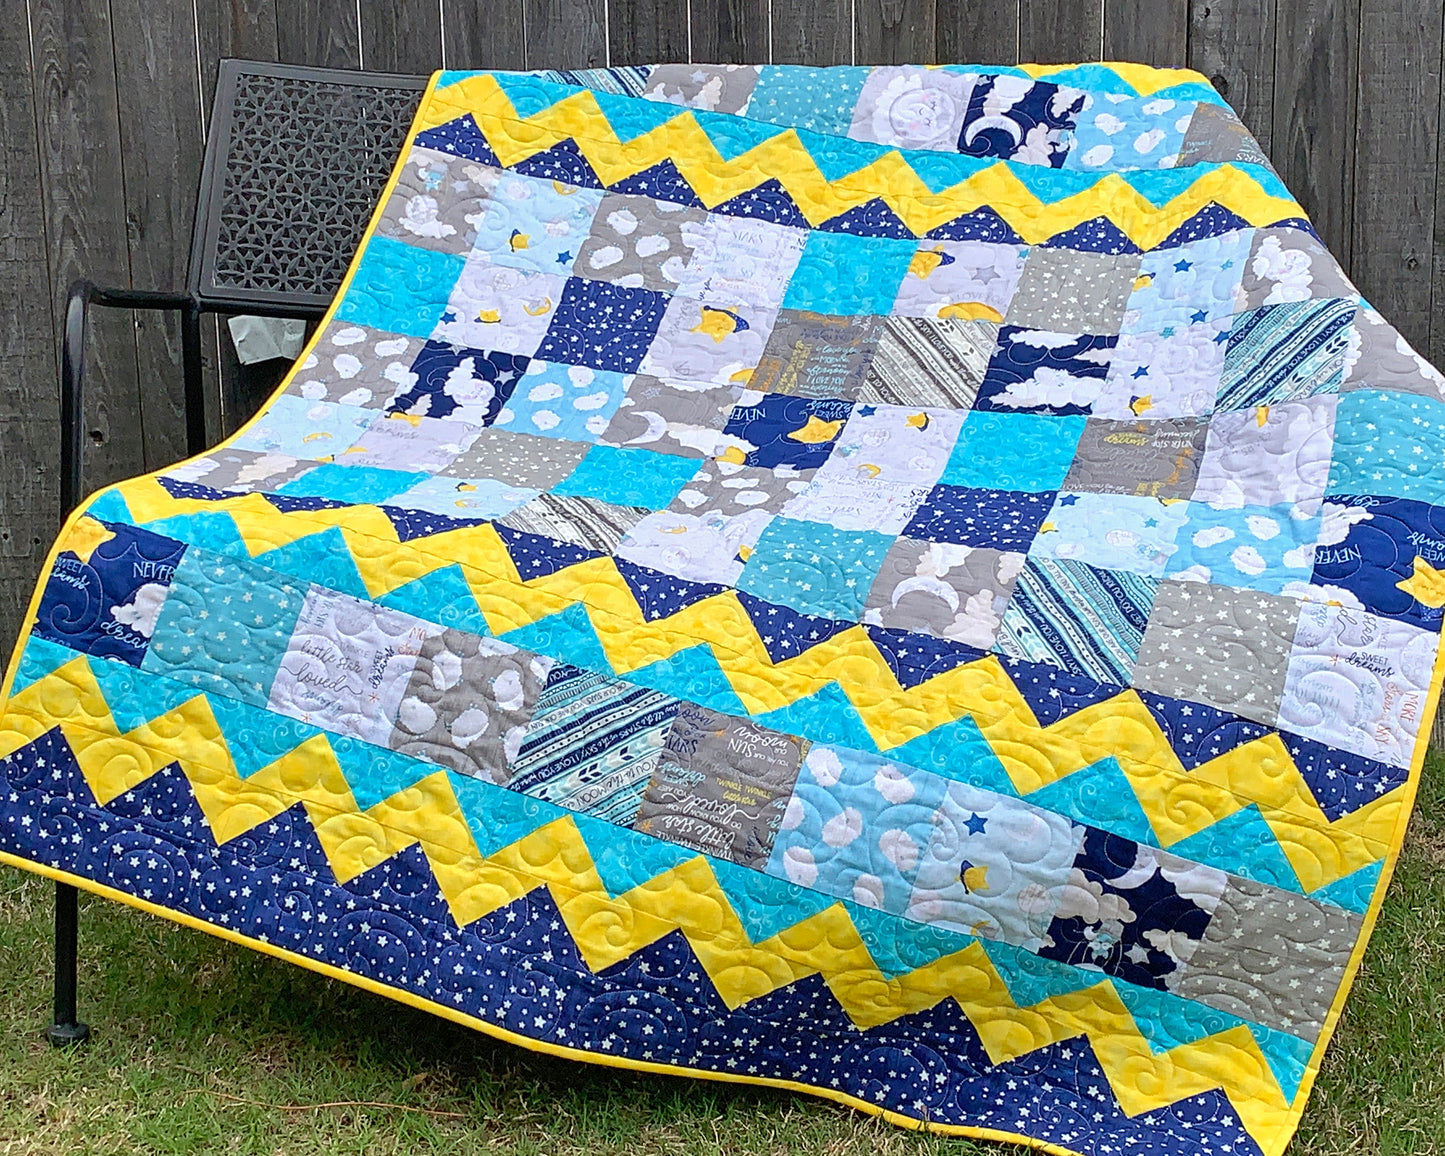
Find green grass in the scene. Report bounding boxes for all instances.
[1,758,1442,1156]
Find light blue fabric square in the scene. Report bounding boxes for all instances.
[941,411,1086,492]
[1031,492,1190,578]
[747,65,872,137]
[1328,389,1445,504]
[765,743,951,918]
[230,395,379,462]
[392,473,538,520]
[1064,93,1193,172]
[144,548,306,708]
[468,171,603,278]
[1125,230,1253,333]
[782,231,917,316]
[494,359,631,441]
[336,235,465,337]
[736,517,891,620]
[1165,501,1321,592]
[550,444,701,509]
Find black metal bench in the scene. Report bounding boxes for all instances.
[51,58,429,1046]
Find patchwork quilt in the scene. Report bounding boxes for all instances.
[4,61,1442,1156]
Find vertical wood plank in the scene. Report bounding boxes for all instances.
[609,0,689,66]
[197,0,278,124]
[1103,0,1186,67]
[443,0,527,68]
[277,0,362,68]
[361,0,444,73]
[111,0,205,472]
[856,0,938,65]
[522,0,607,68]
[1353,0,1441,352]
[0,3,59,651]
[936,0,1020,65]
[29,0,146,494]
[1271,0,1359,263]
[690,0,769,63]
[1019,0,1102,63]
[1188,0,1276,154]
[772,0,853,65]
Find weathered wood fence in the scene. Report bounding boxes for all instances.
[2,0,1443,671]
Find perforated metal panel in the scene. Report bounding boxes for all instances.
[193,61,429,313]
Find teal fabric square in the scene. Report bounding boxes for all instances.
[942,412,1086,491]
[144,548,306,708]
[1328,388,1445,504]
[782,231,917,316]
[336,235,465,338]
[747,66,871,136]
[1165,501,1319,593]
[551,444,700,509]
[496,360,631,441]
[736,517,891,620]
[273,463,426,506]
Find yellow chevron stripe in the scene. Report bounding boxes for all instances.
[108,476,1397,891]
[0,655,1292,1139]
[414,74,1299,247]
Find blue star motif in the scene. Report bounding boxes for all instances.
[1131,365,1150,379]
[858,404,877,417]
[1190,309,1209,323]
[556,250,573,265]
[963,811,988,835]
[1059,494,1080,506]
[1174,258,1192,272]
[1213,328,1231,344]
[1143,517,1159,528]
[440,310,456,323]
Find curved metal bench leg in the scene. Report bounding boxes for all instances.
[46,882,90,1047]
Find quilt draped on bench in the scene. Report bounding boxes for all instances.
[3,61,1441,1156]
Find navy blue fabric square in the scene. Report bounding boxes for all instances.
[721,393,853,470]
[386,341,526,422]
[1311,494,1445,630]
[958,77,1085,167]
[1038,827,1218,991]
[901,485,1053,551]
[975,327,1117,416]
[867,626,983,690]
[536,277,669,374]
[33,521,187,667]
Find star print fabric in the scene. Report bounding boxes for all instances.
[2,61,1441,1156]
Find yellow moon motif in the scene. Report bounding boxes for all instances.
[937,301,1003,322]
[787,415,844,444]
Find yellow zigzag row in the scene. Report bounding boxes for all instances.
[111,477,1399,892]
[0,654,1293,1143]
[415,72,1299,248]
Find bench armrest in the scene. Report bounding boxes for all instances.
[62,281,197,515]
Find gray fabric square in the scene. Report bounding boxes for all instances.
[1237,227,1356,310]
[633,704,806,868]
[286,322,425,408]
[1062,417,1210,499]
[171,448,320,493]
[752,309,884,399]
[669,461,810,518]
[387,630,552,784]
[864,537,1024,647]
[1004,248,1140,333]
[500,492,650,553]
[597,376,743,457]
[859,318,996,409]
[1132,580,1299,724]
[440,428,591,488]
[574,193,708,292]
[642,64,760,115]
[1343,306,1445,398]
[375,145,496,255]
[1176,102,1272,169]
[1169,877,1364,1041]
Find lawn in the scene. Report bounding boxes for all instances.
[1,759,1442,1156]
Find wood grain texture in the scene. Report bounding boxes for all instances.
[1188,0,1276,153]
[361,0,444,72]
[1103,0,1186,66]
[772,0,853,65]
[609,0,689,65]
[690,0,769,63]
[523,0,607,68]
[1353,0,1441,353]
[1271,0,1359,262]
[277,0,362,67]
[856,0,938,65]
[112,0,204,473]
[197,0,278,127]
[29,0,146,496]
[936,0,1019,64]
[1018,0,1102,63]
[0,3,59,653]
[443,0,527,68]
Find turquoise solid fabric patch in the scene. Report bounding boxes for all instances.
[337,236,465,337]
[551,444,702,509]
[942,411,1087,491]
[782,230,918,315]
